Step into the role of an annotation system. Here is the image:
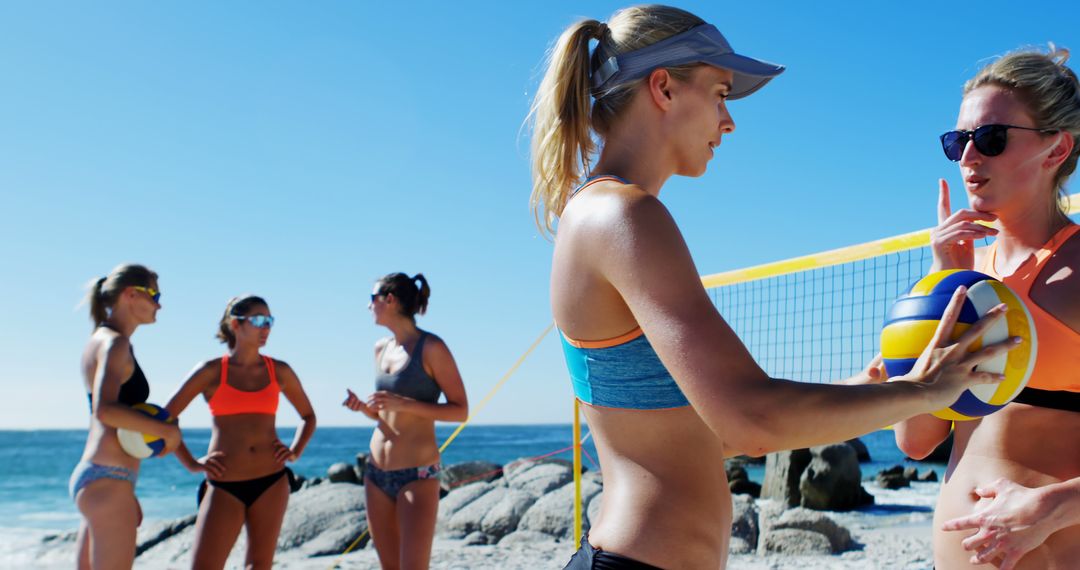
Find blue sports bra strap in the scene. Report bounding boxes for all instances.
[570,174,631,198]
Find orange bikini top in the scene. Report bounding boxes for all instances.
[980,223,1080,397]
[208,355,281,416]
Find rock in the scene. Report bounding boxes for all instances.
[441,461,503,493]
[759,528,833,555]
[463,531,495,546]
[846,437,871,462]
[327,462,359,484]
[730,494,759,550]
[757,500,786,535]
[355,452,368,484]
[728,536,754,555]
[135,515,197,556]
[877,473,910,489]
[445,486,509,537]
[726,462,749,483]
[918,469,939,482]
[438,480,501,525]
[499,530,556,545]
[505,459,574,498]
[732,454,767,465]
[903,466,919,481]
[730,479,761,498]
[479,489,538,539]
[277,483,368,555]
[799,444,873,511]
[301,476,324,489]
[762,449,812,507]
[772,507,853,553]
[878,465,905,477]
[518,479,602,539]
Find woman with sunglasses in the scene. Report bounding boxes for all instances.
[343,272,468,570]
[73,263,180,570]
[165,294,316,570]
[529,5,1021,569]
[894,48,1080,570]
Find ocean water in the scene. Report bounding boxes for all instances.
[0,426,943,548]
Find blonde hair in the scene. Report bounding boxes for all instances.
[86,264,157,327]
[964,45,1080,219]
[528,5,706,235]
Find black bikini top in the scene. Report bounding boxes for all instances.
[374,332,442,404]
[87,347,150,410]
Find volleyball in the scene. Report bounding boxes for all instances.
[881,270,1036,421]
[117,403,175,458]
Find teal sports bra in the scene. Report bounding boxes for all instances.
[558,175,690,410]
[560,327,690,409]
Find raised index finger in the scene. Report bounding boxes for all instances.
[938,179,952,224]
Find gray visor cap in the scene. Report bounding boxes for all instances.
[591,24,785,100]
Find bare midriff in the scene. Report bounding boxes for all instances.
[208,414,283,481]
[368,411,439,470]
[584,404,729,569]
[934,403,1080,569]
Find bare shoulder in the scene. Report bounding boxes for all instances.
[99,333,132,363]
[268,357,295,375]
[422,332,452,355]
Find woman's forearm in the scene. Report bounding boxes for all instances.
[288,415,317,458]
[404,401,468,422]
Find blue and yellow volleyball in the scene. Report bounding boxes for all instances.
[117,403,174,458]
[881,270,1037,421]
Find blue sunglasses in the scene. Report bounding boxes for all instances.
[236,314,274,329]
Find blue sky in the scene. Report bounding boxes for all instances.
[2,1,1077,428]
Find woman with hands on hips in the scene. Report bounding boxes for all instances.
[165,294,316,570]
[343,272,468,570]
[895,47,1080,570]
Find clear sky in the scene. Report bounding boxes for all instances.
[2,1,1077,428]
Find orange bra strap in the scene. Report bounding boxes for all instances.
[262,355,278,387]
[220,355,230,386]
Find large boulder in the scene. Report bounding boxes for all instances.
[438,480,501,525]
[327,462,359,484]
[771,508,853,553]
[761,449,811,507]
[135,515,197,556]
[505,458,574,498]
[759,528,832,555]
[479,489,539,540]
[277,483,368,555]
[846,437,871,462]
[730,494,759,552]
[441,461,503,494]
[518,479,602,539]
[799,444,873,511]
[499,530,554,545]
[444,485,509,537]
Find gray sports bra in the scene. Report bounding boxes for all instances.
[374,331,442,404]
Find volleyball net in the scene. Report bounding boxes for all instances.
[699,193,1080,383]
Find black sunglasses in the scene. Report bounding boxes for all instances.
[940,124,1059,162]
[370,293,387,303]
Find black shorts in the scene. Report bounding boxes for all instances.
[563,535,663,569]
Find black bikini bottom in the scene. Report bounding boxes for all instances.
[563,535,663,569]
[197,468,293,508]
[1013,387,1080,413]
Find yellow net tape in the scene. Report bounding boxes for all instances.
[572,399,583,548]
[700,192,1080,289]
[326,323,555,569]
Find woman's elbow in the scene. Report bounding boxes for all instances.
[895,433,942,460]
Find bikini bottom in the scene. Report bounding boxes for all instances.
[197,468,293,508]
[563,534,664,569]
[69,461,137,499]
[365,462,440,500]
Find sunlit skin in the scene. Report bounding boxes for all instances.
[75,279,181,570]
[165,302,316,570]
[896,85,1080,570]
[341,283,468,570]
[551,64,1020,569]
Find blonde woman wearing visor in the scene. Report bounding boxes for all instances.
[529,5,1021,569]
